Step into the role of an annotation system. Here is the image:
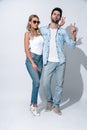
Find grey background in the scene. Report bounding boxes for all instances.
[0,0,87,130]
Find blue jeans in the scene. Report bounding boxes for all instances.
[42,61,65,107]
[25,52,43,104]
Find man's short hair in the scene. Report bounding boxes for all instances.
[51,7,62,18]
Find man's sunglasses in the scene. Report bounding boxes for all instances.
[32,20,40,24]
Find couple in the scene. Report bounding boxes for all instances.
[24,7,77,116]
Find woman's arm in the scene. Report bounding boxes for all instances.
[24,32,39,71]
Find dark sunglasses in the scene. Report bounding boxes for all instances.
[32,20,40,24]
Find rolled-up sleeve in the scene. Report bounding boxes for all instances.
[64,30,76,49]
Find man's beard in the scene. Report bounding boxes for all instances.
[51,19,59,24]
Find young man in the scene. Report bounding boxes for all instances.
[40,7,77,115]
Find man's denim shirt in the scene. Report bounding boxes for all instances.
[40,25,76,65]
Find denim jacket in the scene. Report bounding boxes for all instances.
[40,25,76,65]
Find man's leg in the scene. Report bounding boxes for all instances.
[53,63,66,114]
[42,62,56,111]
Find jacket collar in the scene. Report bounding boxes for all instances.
[47,23,60,30]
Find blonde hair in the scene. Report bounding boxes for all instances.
[26,14,41,38]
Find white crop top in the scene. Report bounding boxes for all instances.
[29,35,44,55]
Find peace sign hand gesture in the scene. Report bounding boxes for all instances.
[70,23,77,41]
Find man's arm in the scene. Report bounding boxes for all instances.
[58,17,66,27]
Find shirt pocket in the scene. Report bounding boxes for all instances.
[57,32,64,44]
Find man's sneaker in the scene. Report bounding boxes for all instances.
[30,105,40,116]
[45,102,53,112]
[53,106,62,115]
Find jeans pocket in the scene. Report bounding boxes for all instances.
[30,52,35,59]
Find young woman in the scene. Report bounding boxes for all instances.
[24,15,44,116]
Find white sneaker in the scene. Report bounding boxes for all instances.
[30,105,40,116]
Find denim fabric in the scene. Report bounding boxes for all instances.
[40,25,76,65]
[25,52,43,104]
[42,61,66,107]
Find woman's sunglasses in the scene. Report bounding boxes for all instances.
[32,20,40,24]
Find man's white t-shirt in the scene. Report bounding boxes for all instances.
[48,28,59,62]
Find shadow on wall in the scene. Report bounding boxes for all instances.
[60,25,87,109]
[39,25,87,110]
[61,45,87,109]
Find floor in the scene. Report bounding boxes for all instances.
[0,86,87,130]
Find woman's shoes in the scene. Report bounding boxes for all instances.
[30,104,40,116]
